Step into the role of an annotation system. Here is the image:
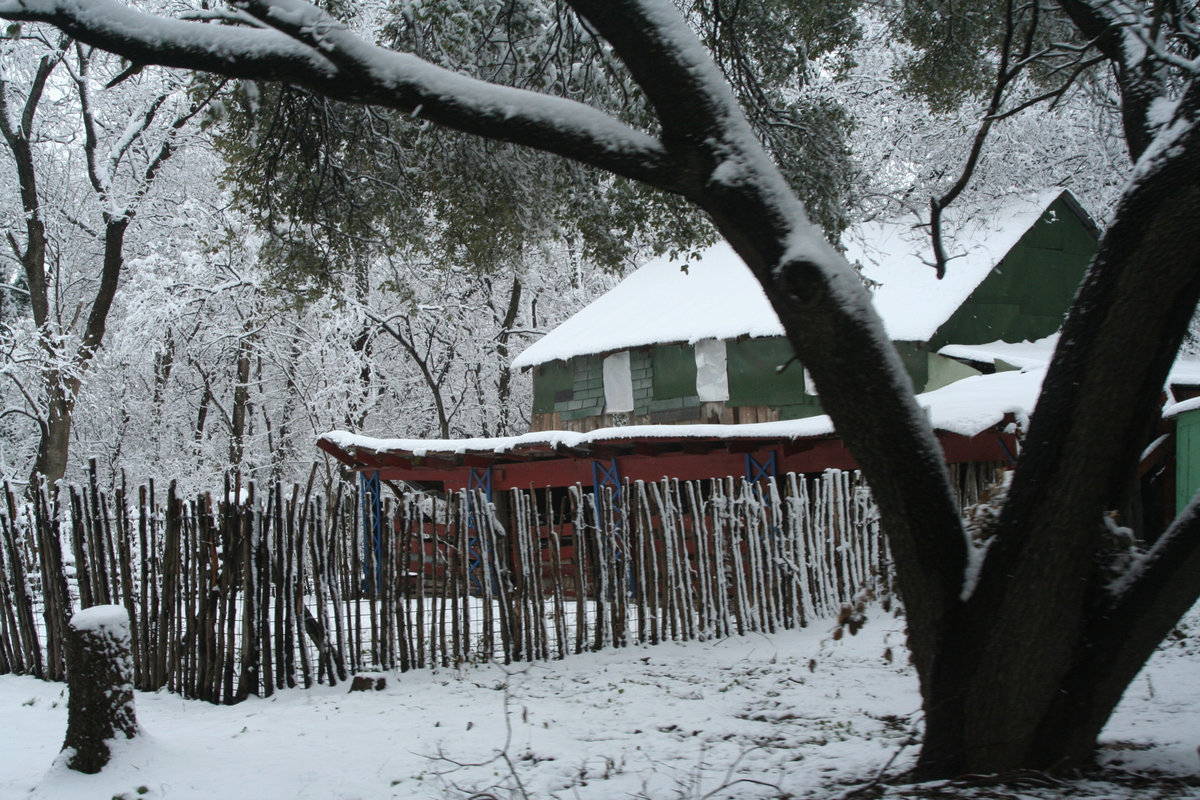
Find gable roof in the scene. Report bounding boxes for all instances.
[512,189,1089,369]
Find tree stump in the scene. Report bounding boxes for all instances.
[61,605,138,773]
[348,673,386,692]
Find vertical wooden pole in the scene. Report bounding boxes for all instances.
[397,498,412,673]
[259,491,274,697]
[0,506,29,674]
[113,482,142,687]
[450,496,462,667]
[414,503,426,670]
[349,480,362,674]
[328,488,349,680]
[547,488,567,659]
[136,485,151,687]
[289,485,307,689]
[237,483,260,701]
[68,488,94,610]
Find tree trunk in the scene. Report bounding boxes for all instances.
[229,328,253,477]
[914,107,1200,778]
[33,376,77,491]
[493,275,522,435]
[62,605,138,774]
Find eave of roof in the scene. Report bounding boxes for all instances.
[320,366,1048,469]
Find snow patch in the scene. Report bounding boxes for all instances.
[5,603,1200,799]
[69,605,130,635]
[938,335,1060,370]
[1165,395,1200,418]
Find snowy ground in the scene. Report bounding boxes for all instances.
[1,604,1197,800]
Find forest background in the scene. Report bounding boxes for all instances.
[0,0,1132,497]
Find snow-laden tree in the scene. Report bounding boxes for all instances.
[6,0,1200,779]
[207,0,857,296]
[0,28,217,488]
[352,241,620,440]
[843,6,1131,227]
[70,191,607,491]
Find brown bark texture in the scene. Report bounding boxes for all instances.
[62,605,138,774]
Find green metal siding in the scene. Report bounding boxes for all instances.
[726,336,820,414]
[652,344,698,400]
[532,360,574,414]
[926,352,981,391]
[894,341,929,393]
[552,354,605,421]
[535,350,654,420]
[538,336,946,422]
[1177,409,1200,514]
[646,341,701,416]
[929,195,1095,349]
[631,349,654,416]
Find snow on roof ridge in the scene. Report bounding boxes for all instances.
[512,189,1075,369]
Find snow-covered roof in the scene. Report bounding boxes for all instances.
[940,334,1200,398]
[1166,357,1200,389]
[512,189,1076,369]
[321,365,1046,460]
[510,243,780,369]
[938,336,1062,371]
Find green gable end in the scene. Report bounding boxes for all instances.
[928,195,1096,349]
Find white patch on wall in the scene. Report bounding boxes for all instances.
[603,350,634,413]
[803,367,819,397]
[695,338,730,402]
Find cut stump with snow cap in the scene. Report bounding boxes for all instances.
[62,604,138,773]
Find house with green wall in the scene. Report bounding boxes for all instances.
[321,187,1200,540]
[513,189,1099,433]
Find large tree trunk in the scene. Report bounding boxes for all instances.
[33,375,77,492]
[28,215,127,492]
[914,105,1200,777]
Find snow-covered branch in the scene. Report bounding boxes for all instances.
[0,0,675,188]
[1056,0,1197,158]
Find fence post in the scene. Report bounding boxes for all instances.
[360,471,382,593]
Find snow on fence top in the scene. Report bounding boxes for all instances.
[511,190,1069,369]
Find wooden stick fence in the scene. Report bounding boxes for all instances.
[0,461,1004,702]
